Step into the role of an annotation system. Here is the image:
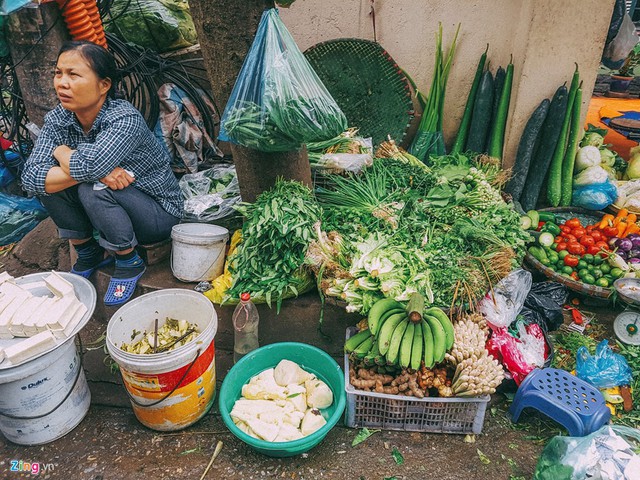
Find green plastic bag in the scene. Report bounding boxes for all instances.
[534,425,640,480]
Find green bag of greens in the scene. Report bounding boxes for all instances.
[218,8,347,152]
[105,0,197,53]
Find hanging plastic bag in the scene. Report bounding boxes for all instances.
[534,425,640,480]
[409,131,445,164]
[478,268,532,329]
[179,164,241,223]
[602,13,640,70]
[576,340,633,389]
[218,8,348,152]
[0,193,48,246]
[0,0,35,15]
[572,180,618,211]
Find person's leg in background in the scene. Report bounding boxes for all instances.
[38,186,113,278]
[77,183,179,305]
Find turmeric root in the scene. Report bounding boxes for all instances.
[350,377,377,389]
[375,379,400,395]
[357,368,394,385]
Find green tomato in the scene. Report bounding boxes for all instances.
[548,253,559,264]
[578,268,590,279]
[604,274,614,283]
[583,254,594,264]
[561,266,574,275]
[599,263,611,274]
[610,268,624,279]
[558,250,569,259]
[582,274,596,285]
[557,259,566,270]
[588,265,595,273]
[592,269,603,279]
[577,260,588,270]
[593,255,604,265]
[540,257,552,267]
[596,277,610,288]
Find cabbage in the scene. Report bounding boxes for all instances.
[628,156,640,179]
[600,148,616,167]
[575,146,601,172]
[582,132,604,148]
[574,166,609,186]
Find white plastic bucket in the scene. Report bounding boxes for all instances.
[170,223,229,283]
[0,336,91,445]
[106,289,218,431]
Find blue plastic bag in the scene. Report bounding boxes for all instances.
[218,8,347,152]
[0,0,34,15]
[576,340,633,389]
[0,163,14,187]
[0,193,48,246]
[571,181,618,211]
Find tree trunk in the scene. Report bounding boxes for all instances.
[188,0,311,202]
[7,3,69,127]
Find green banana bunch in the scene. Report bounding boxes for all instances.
[345,295,456,371]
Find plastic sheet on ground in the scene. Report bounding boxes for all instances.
[0,193,48,246]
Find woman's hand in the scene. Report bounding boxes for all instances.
[53,145,74,174]
[100,167,135,190]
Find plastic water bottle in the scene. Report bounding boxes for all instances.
[233,293,259,363]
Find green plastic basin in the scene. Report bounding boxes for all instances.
[219,342,346,457]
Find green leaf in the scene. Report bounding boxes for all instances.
[287,392,302,398]
[391,447,404,465]
[351,427,380,447]
[383,477,398,480]
[477,448,491,465]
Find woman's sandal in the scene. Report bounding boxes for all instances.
[70,256,115,279]
[103,267,146,306]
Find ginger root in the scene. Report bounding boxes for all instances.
[375,379,399,395]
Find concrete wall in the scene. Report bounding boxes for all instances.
[280,0,615,168]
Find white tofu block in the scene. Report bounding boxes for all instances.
[19,281,47,292]
[8,296,47,337]
[50,302,87,339]
[0,346,5,363]
[0,293,32,337]
[0,272,14,285]
[36,296,79,331]
[22,297,57,336]
[3,330,57,364]
[0,281,27,297]
[44,272,75,298]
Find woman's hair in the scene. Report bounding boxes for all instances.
[57,41,121,99]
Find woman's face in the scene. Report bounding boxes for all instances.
[53,50,111,113]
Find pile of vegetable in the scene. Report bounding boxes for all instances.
[310,153,528,313]
[525,209,640,288]
[230,359,333,442]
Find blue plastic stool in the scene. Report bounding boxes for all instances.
[509,368,610,436]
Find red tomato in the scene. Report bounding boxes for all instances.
[537,221,545,231]
[572,227,587,238]
[564,255,579,267]
[580,236,595,247]
[591,231,603,242]
[559,225,571,234]
[585,225,595,233]
[556,242,568,252]
[566,218,582,229]
[567,243,586,256]
[570,272,579,281]
[596,240,610,250]
[603,226,619,237]
[587,245,601,256]
[564,234,578,243]
[554,235,564,244]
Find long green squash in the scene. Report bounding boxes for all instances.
[520,84,568,211]
[487,58,514,160]
[451,44,488,154]
[547,65,580,207]
[465,70,494,154]
[560,82,583,206]
[504,98,550,202]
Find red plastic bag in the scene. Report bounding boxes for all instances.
[487,322,549,385]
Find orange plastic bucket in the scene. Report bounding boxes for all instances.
[106,289,217,431]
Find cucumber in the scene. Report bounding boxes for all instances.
[526,210,540,227]
[560,82,583,206]
[465,70,494,154]
[451,44,488,154]
[547,65,580,207]
[538,232,555,247]
[488,60,514,160]
[504,99,550,201]
[520,84,569,211]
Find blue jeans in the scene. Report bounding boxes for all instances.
[39,183,180,251]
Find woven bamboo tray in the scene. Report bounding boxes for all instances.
[304,39,415,147]
[523,207,613,299]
